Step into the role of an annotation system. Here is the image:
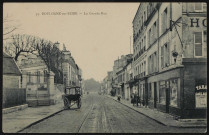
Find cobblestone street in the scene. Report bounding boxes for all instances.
[19,93,206,133]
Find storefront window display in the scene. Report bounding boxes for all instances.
[170,79,178,107]
[159,81,166,104]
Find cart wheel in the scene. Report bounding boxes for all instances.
[77,98,81,108]
[63,97,70,109]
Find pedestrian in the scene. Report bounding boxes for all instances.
[117,95,121,102]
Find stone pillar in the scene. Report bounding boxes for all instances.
[47,71,55,105]
[21,72,27,88]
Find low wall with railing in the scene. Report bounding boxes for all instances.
[3,88,26,109]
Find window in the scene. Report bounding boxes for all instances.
[151,27,154,45]
[142,63,144,74]
[149,29,152,47]
[149,55,152,74]
[161,46,164,68]
[159,81,166,104]
[27,72,31,83]
[170,79,178,107]
[161,8,168,34]
[152,54,155,72]
[44,70,47,83]
[203,3,207,11]
[153,52,157,72]
[203,30,207,43]
[148,83,152,100]
[164,44,169,66]
[144,36,146,50]
[194,32,203,57]
[153,22,157,41]
[144,11,146,22]
[37,71,40,83]
[142,16,144,28]
[141,39,143,51]
[194,3,203,12]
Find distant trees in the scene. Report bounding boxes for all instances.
[83,78,101,92]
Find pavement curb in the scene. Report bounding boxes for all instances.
[16,108,64,133]
[2,104,28,114]
[106,96,207,128]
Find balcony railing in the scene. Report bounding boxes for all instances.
[134,47,146,61]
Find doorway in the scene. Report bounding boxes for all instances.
[165,81,170,113]
[154,82,157,108]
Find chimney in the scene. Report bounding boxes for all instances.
[54,41,60,50]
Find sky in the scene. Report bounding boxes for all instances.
[3,3,139,82]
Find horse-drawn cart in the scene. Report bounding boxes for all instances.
[62,86,82,109]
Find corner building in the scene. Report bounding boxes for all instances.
[133,2,207,119]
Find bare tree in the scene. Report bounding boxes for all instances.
[5,32,64,84]
[36,39,63,83]
[8,34,37,61]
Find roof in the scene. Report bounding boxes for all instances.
[132,3,141,23]
[3,53,22,76]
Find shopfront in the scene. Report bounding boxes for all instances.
[147,67,182,115]
[146,58,207,119]
[181,58,207,118]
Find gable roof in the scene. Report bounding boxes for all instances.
[3,53,22,76]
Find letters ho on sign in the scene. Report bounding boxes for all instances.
[190,18,207,27]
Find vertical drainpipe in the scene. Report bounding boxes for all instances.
[157,4,160,105]
[157,4,160,73]
[169,1,173,112]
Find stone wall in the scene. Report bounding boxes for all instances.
[3,75,21,88]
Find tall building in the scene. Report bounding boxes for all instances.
[62,50,82,88]
[132,2,207,119]
[111,54,133,97]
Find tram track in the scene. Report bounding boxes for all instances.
[77,95,105,133]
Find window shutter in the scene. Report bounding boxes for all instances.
[164,44,168,66]
[203,30,207,42]
[167,43,170,65]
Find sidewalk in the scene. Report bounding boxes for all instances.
[2,99,64,133]
[107,95,207,128]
